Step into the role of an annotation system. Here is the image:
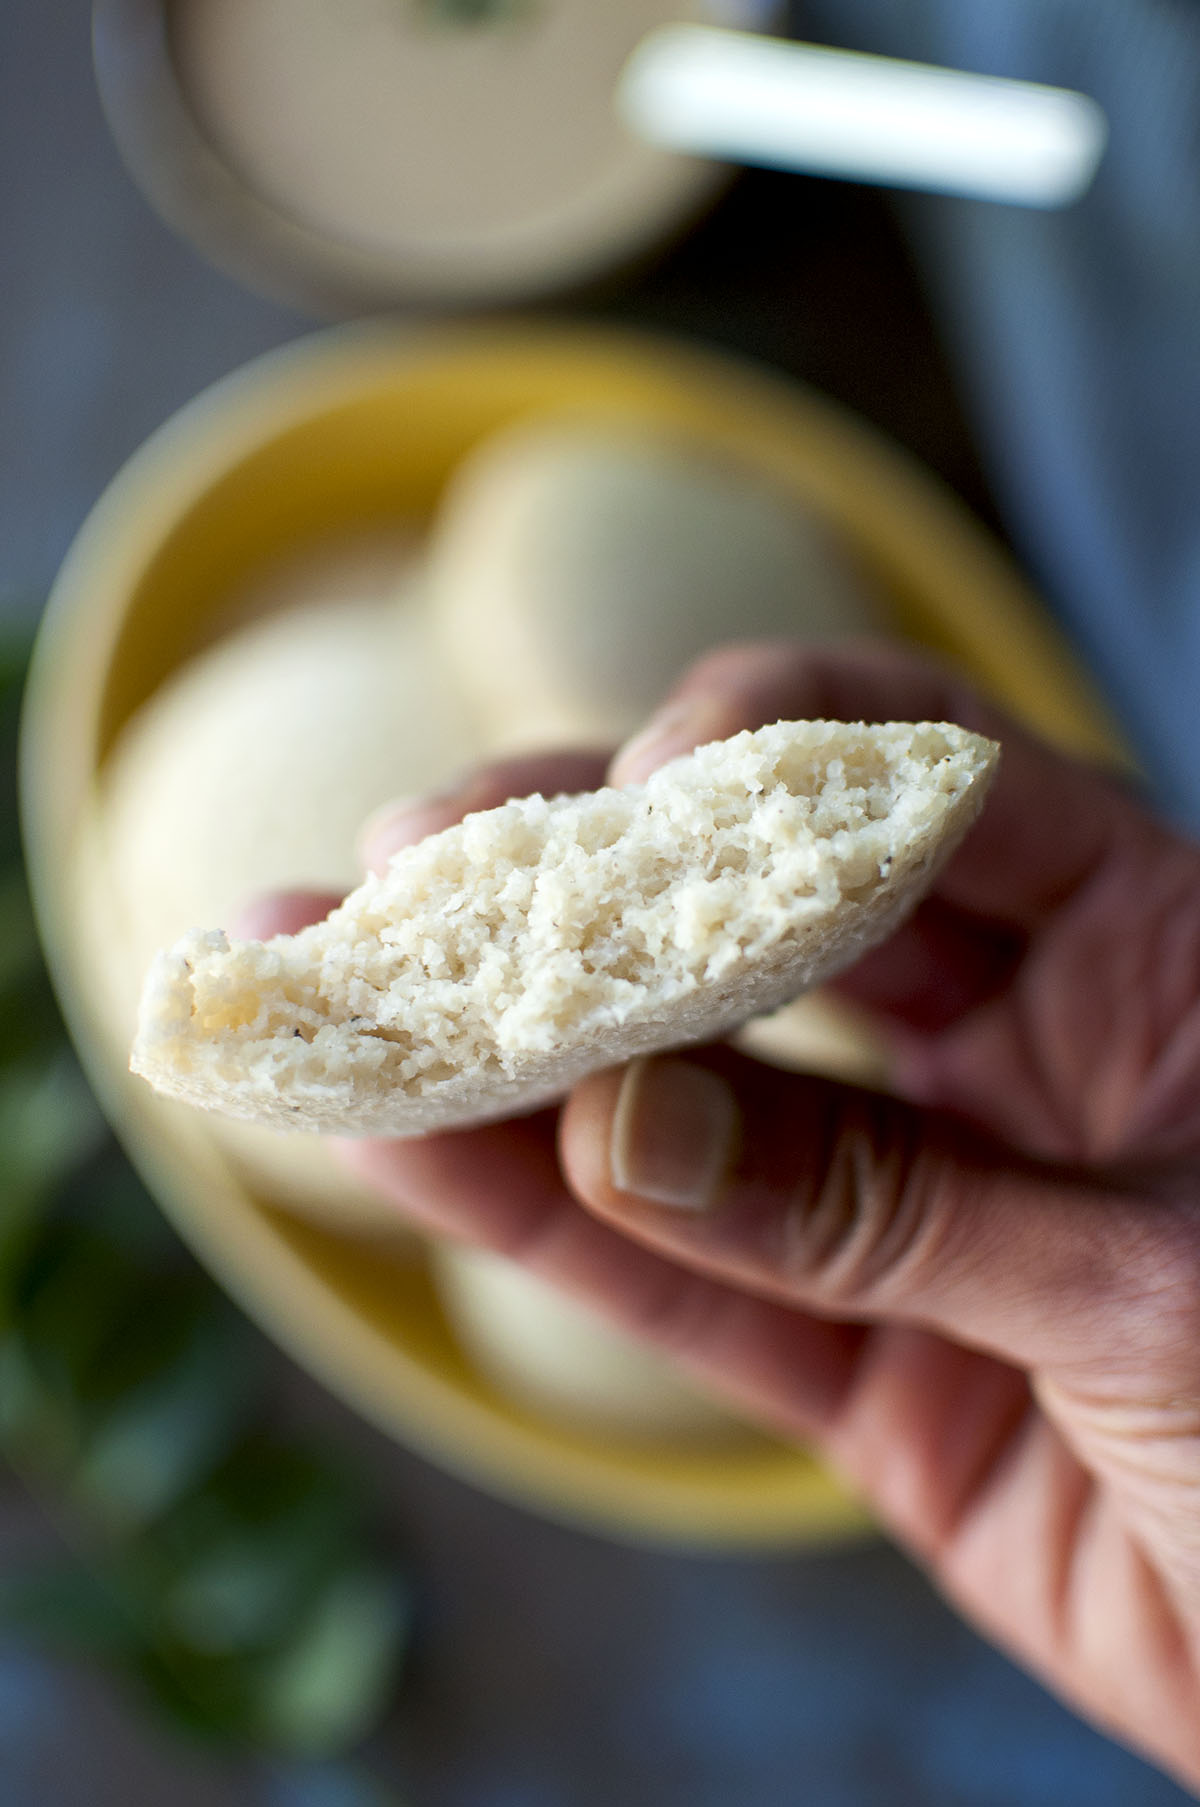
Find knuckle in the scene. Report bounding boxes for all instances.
[677,638,798,699]
[464,749,605,807]
[777,1091,954,1308]
[1122,1208,1200,1373]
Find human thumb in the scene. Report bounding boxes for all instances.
[558,1049,1188,1384]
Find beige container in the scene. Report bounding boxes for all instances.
[93,0,766,312]
[22,321,1125,1547]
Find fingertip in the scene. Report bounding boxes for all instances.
[329,1133,385,1177]
[229,889,341,940]
[609,695,739,786]
[359,751,613,870]
[559,1067,627,1209]
[562,1057,741,1216]
[331,1111,570,1249]
[328,1132,449,1232]
[357,793,466,874]
[329,1127,463,1194]
[606,637,946,788]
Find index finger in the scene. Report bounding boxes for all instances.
[610,640,1149,936]
[232,750,612,943]
[359,747,611,873]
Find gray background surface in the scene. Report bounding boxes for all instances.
[0,4,1188,1803]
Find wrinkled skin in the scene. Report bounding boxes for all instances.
[247,643,1200,1792]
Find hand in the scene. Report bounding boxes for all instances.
[252,642,1200,1792]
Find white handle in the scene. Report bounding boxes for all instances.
[618,26,1107,208]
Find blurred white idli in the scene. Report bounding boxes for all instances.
[99,548,479,1232]
[427,418,884,751]
[434,1243,751,1445]
[426,417,888,1083]
[735,991,888,1088]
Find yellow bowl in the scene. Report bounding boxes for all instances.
[21,320,1124,1549]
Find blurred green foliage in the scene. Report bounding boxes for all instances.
[0,631,411,1759]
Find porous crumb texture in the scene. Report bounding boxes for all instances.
[131,720,997,1135]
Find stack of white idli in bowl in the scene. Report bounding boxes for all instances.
[25,323,1121,1544]
[99,411,884,1435]
[422,416,893,1444]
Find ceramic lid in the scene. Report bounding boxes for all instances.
[93,0,777,312]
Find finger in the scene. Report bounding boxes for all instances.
[831,894,1022,1034]
[369,1100,1200,1783]
[338,1107,1093,1648]
[228,753,610,941]
[359,749,610,873]
[337,1115,868,1435]
[609,639,1146,937]
[230,890,341,939]
[616,641,1200,1169]
[612,637,1014,779]
[559,1048,1199,1390]
[898,832,1200,1165]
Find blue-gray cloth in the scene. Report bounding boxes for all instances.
[802,0,1200,830]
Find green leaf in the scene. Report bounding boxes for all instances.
[160,1535,311,1656]
[71,1155,193,1262]
[0,632,411,1761]
[77,1276,239,1414]
[125,1642,265,1745]
[0,864,46,1002]
[0,1558,142,1660]
[153,1444,359,1655]
[12,1224,152,1407]
[71,1311,256,1534]
[250,1566,411,1758]
[0,1333,82,1475]
[0,1056,107,1279]
[0,643,32,707]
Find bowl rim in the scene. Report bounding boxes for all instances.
[21,317,1127,1548]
